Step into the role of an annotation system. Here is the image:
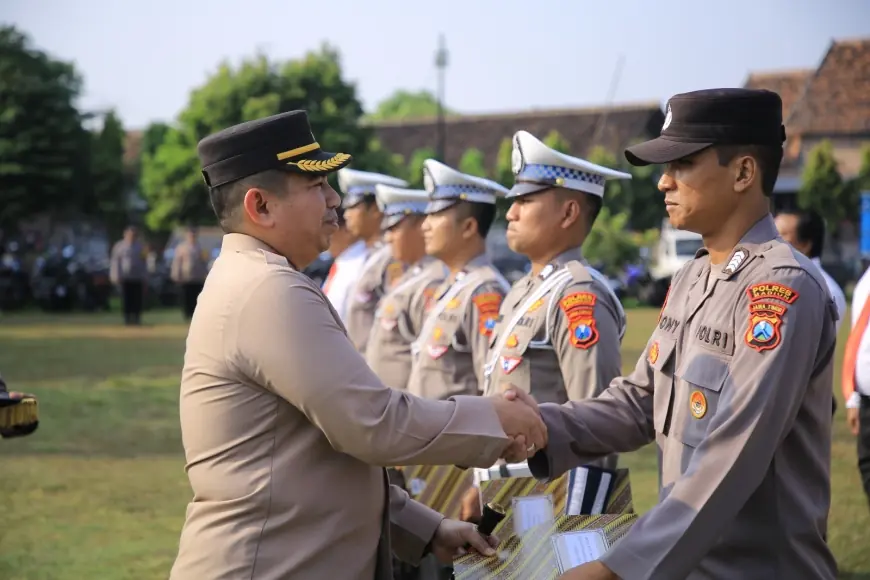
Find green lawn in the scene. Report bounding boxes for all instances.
[0,307,868,579]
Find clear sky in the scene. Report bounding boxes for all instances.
[4,0,870,130]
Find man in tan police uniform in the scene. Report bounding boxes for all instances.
[407,160,510,401]
[510,89,839,580]
[170,110,548,580]
[109,225,148,325]
[339,168,410,354]
[366,184,447,391]
[170,226,209,320]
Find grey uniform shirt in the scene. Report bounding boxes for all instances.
[528,215,839,580]
[109,239,147,283]
[408,254,509,400]
[171,241,209,283]
[366,257,447,390]
[346,244,405,355]
[483,247,624,469]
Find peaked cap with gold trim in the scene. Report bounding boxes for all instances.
[197,110,352,187]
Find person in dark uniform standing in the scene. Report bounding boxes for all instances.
[507,88,839,580]
[171,226,209,320]
[110,225,148,325]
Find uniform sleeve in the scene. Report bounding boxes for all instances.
[552,282,622,402]
[389,484,444,565]
[109,243,120,284]
[230,271,510,468]
[466,282,507,391]
[600,269,833,580]
[528,336,657,480]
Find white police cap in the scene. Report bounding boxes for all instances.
[422,159,509,214]
[337,167,408,209]
[375,184,429,230]
[509,131,631,199]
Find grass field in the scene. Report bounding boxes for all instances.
[0,306,868,579]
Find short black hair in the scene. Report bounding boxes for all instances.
[715,144,783,196]
[778,209,825,258]
[454,201,496,238]
[208,169,288,232]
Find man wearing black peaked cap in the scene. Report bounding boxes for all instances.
[505,89,840,580]
[169,110,549,580]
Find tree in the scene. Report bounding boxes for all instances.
[584,208,642,275]
[366,90,455,121]
[0,25,91,229]
[87,110,128,236]
[140,45,379,231]
[459,148,488,178]
[406,147,436,189]
[586,145,663,231]
[543,130,571,154]
[494,137,513,187]
[798,140,848,227]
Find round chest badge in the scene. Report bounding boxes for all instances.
[690,390,707,419]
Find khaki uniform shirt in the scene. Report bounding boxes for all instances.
[170,234,510,580]
[346,243,406,355]
[171,241,209,284]
[483,247,624,470]
[109,239,147,283]
[529,216,839,580]
[366,257,447,390]
[408,254,509,400]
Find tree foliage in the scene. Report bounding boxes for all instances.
[798,140,850,226]
[87,110,128,234]
[140,45,381,231]
[586,145,663,231]
[543,130,570,154]
[405,147,436,189]
[459,148,488,178]
[0,25,91,229]
[366,90,455,121]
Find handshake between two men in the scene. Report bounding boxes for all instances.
[487,385,544,463]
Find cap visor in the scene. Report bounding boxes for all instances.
[425,199,459,215]
[283,150,353,175]
[381,214,406,231]
[507,182,550,198]
[624,138,713,166]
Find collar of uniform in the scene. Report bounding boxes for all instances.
[542,246,584,278]
[712,214,779,281]
[811,256,822,269]
[220,233,292,269]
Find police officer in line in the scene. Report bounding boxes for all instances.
[461,132,632,521]
[171,110,548,580]
[506,88,839,580]
[0,372,38,439]
[366,184,447,391]
[407,160,511,401]
[338,168,410,355]
[109,225,148,325]
[170,226,209,320]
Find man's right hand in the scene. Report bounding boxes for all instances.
[847,407,860,436]
[489,386,546,460]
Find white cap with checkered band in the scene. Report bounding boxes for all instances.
[508,130,632,199]
[422,159,509,214]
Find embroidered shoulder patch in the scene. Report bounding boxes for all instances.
[559,293,598,350]
[473,292,503,337]
[744,301,787,352]
[746,283,799,304]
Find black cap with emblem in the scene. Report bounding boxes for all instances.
[196,110,352,188]
[624,88,786,167]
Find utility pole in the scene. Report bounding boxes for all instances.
[434,34,449,162]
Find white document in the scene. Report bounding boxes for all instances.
[552,529,609,573]
[512,495,555,535]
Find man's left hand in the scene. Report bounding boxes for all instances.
[429,519,498,564]
[558,561,619,579]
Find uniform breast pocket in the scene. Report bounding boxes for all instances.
[672,350,730,447]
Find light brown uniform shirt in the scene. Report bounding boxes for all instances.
[170,241,209,283]
[483,247,624,469]
[529,216,839,580]
[366,257,447,390]
[408,253,509,400]
[346,243,406,355]
[109,239,147,283]
[170,234,510,580]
